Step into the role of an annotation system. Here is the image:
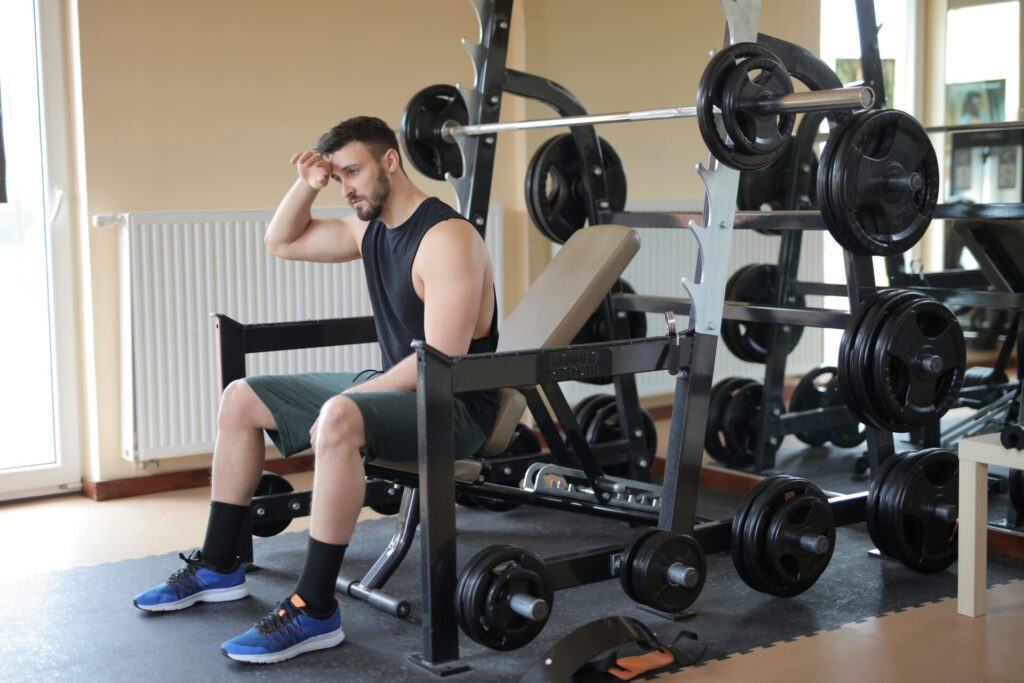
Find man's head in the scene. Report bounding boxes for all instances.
[314,116,405,221]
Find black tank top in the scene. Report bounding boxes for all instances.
[361,197,499,435]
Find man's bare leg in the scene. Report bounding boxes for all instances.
[308,394,367,545]
[211,379,278,505]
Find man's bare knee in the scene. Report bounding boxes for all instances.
[314,396,366,455]
[218,379,276,431]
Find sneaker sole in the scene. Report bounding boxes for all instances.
[223,627,346,664]
[134,582,251,612]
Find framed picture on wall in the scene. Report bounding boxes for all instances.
[998,147,1018,190]
[946,80,1005,126]
[835,58,895,107]
[953,148,973,194]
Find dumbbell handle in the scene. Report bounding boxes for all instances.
[509,593,550,622]
[667,562,700,589]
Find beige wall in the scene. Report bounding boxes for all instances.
[70,0,819,482]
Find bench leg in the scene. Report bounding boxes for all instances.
[958,460,988,617]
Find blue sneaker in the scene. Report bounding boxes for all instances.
[221,594,345,664]
[133,549,249,612]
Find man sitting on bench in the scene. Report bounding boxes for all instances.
[133,116,500,664]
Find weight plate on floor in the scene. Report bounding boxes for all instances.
[696,43,794,171]
[400,84,468,180]
[730,475,791,589]
[619,528,664,603]
[525,133,627,244]
[251,471,294,537]
[456,545,553,651]
[627,531,707,613]
[888,448,958,573]
[762,487,835,596]
[822,109,939,256]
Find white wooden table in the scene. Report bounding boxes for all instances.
[957,432,1024,617]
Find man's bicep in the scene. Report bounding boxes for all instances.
[422,237,484,357]
[271,216,362,263]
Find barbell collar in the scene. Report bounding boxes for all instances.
[443,86,874,139]
[509,593,550,622]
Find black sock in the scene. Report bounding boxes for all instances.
[200,501,249,572]
[294,536,348,618]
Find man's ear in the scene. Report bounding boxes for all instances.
[383,148,402,174]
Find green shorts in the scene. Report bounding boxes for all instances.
[246,370,487,462]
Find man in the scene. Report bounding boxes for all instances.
[957,91,990,125]
[133,116,499,664]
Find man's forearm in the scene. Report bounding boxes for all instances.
[345,354,417,394]
[266,179,319,248]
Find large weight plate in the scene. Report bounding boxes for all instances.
[696,43,794,171]
[455,545,553,651]
[572,279,646,384]
[871,296,965,430]
[889,449,958,573]
[789,365,838,447]
[525,133,627,244]
[824,109,939,256]
[721,264,805,363]
[586,401,657,481]
[400,84,468,180]
[762,489,835,596]
[721,382,784,467]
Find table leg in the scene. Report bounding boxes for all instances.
[958,460,988,617]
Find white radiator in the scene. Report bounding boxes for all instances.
[118,204,505,462]
[558,199,825,407]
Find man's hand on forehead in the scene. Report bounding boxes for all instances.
[290,150,331,190]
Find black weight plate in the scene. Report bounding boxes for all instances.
[525,133,627,244]
[816,111,862,244]
[730,475,791,589]
[789,365,838,447]
[705,377,758,463]
[572,279,646,384]
[866,450,906,555]
[890,448,958,573]
[630,531,707,613]
[573,394,605,424]
[762,488,835,596]
[456,545,553,651]
[826,110,881,254]
[871,296,966,431]
[823,375,866,449]
[587,402,657,481]
[720,55,795,156]
[839,289,921,431]
[576,394,616,442]
[696,43,794,171]
[879,449,934,560]
[739,475,802,593]
[830,110,940,256]
[721,382,784,467]
[251,472,294,537]
[619,528,662,603]
[721,264,805,363]
[400,84,468,181]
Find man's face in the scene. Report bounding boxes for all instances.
[328,142,392,222]
[968,95,982,115]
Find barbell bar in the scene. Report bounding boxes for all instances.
[441,85,873,140]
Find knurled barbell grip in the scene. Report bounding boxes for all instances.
[443,86,874,139]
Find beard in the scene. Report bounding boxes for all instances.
[351,167,391,222]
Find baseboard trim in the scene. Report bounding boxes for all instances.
[81,455,315,502]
